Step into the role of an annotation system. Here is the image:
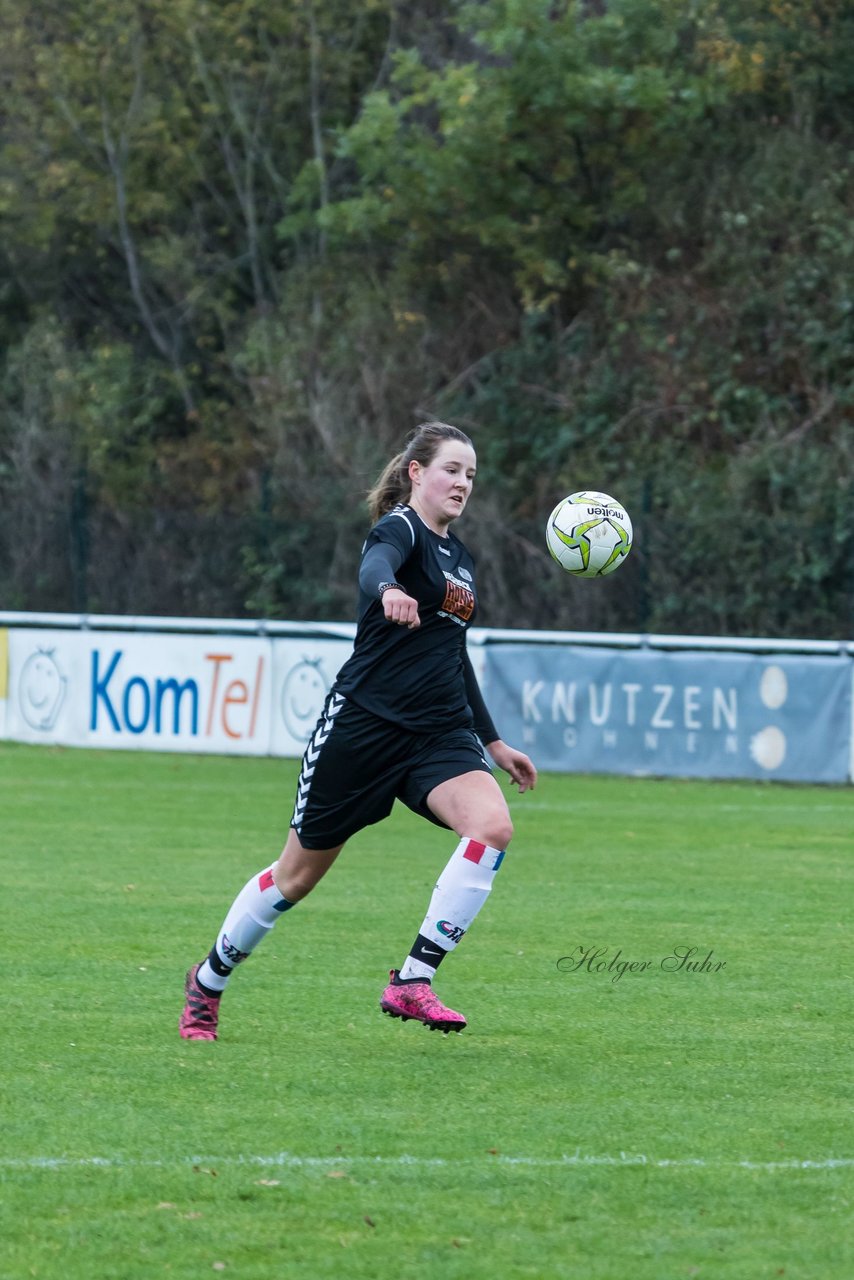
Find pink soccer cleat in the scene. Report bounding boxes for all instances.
[179,963,221,1041]
[380,969,467,1034]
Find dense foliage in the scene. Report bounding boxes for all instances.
[2,0,852,636]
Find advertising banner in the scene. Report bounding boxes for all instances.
[483,644,852,784]
[270,638,353,756]
[0,628,7,739]
[3,623,852,782]
[6,629,273,755]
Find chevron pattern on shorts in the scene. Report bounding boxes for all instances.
[291,693,345,832]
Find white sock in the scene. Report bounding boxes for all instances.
[398,837,506,981]
[197,865,294,993]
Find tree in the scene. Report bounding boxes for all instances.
[1,0,852,635]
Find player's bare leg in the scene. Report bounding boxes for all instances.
[180,832,343,1040]
[381,772,513,1033]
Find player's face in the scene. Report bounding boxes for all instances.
[409,440,477,532]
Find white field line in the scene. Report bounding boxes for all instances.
[1,1152,852,1173]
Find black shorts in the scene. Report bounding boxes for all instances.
[290,692,493,849]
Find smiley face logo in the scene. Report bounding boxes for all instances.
[280,658,329,740]
[19,649,67,730]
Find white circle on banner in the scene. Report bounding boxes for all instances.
[750,726,787,771]
[759,665,788,709]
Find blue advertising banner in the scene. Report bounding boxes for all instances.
[483,644,852,783]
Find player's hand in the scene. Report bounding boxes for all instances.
[382,588,421,629]
[487,740,537,793]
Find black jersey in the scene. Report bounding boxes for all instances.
[333,505,490,735]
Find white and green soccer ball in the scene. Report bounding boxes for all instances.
[546,490,633,578]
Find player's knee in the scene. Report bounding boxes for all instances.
[272,867,313,903]
[273,838,342,901]
[475,811,513,852]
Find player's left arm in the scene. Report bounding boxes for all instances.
[463,649,537,793]
[483,739,537,794]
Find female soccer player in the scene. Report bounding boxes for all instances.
[180,421,537,1040]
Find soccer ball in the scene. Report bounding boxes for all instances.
[546,490,633,577]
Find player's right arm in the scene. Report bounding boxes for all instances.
[359,534,421,629]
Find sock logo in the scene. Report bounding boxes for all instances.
[437,920,466,944]
[221,934,250,966]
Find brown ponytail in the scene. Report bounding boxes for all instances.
[366,422,474,524]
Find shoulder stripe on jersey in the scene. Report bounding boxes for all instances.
[390,508,416,548]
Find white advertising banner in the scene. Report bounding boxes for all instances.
[270,638,352,755]
[6,629,87,746]
[0,628,8,739]
[6,629,273,755]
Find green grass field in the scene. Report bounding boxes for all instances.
[1,741,852,1279]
